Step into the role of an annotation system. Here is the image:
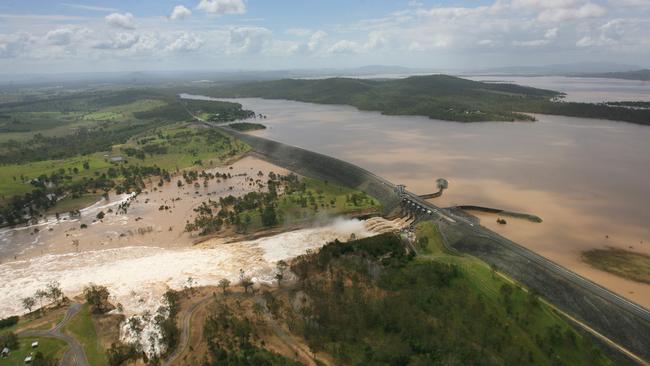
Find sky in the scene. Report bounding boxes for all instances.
[0,0,649,74]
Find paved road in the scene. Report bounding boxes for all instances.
[161,295,212,366]
[19,303,89,366]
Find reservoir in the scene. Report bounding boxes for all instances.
[186,88,650,308]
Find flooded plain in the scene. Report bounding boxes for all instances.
[465,75,650,103]
[210,93,650,308]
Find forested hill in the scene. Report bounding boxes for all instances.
[205,74,650,125]
[576,69,650,81]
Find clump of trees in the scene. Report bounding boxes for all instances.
[83,284,110,314]
[20,281,64,314]
[202,300,301,366]
[184,173,302,235]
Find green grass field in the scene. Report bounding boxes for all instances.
[62,304,108,366]
[0,154,111,198]
[0,122,249,206]
[415,221,612,365]
[2,337,67,365]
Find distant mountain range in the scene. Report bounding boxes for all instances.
[572,69,650,81]
[468,62,643,76]
[2,63,649,87]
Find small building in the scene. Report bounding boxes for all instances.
[31,341,39,348]
[25,355,33,364]
[110,156,124,163]
[1,347,9,357]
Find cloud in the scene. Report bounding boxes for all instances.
[288,30,327,54]
[228,27,271,54]
[105,12,135,29]
[197,0,246,15]
[169,5,192,21]
[0,32,33,58]
[94,32,140,50]
[165,32,203,52]
[327,40,359,54]
[61,3,118,12]
[285,28,312,36]
[44,27,75,45]
[536,3,606,22]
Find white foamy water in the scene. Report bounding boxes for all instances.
[0,218,373,319]
[0,193,135,257]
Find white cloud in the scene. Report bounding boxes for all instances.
[61,3,118,12]
[197,0,246,15]
[537,3,606,22]
[105,12,136,29]
[288,30,327,55]
[45,27,75,45]
[169,5,192,21]
[0,32,33,58]
[327,40,359,54]
[165,32,203,52]
[94,32,140,50]
[609,0,650,5]
[228,27,271,54]
[544,27,558,39]
[285,28,312,36]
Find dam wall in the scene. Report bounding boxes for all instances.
[219,127,402,216]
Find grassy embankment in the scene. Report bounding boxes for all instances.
[205,74,650,125]
[63,304,108,366]
[583,247,650,284]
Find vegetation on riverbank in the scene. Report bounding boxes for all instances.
[583,247,650,284]
[204,74,650,125]
[185,172,378,236]
[228,122,267,131]
[0,94,251,226]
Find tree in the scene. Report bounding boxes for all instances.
[96,211,105,220]
[184,277,196,296]
[275,260,288,286]
[46,281,63,305]
[0,332,18,349]
[22,296,36,313]
[218,278,231,294]
[35,289,47,312]
[83,284,110,314]
[261,204,278,227]
[241,276,254,294]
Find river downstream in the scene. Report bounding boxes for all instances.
[189,92,650,308]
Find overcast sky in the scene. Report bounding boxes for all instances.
[0,0,649,74]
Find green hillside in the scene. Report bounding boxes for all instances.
[205,74,650,124]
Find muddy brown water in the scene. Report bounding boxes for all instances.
[183,88,650,308]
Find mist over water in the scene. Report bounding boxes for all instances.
[207,84,650,307]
